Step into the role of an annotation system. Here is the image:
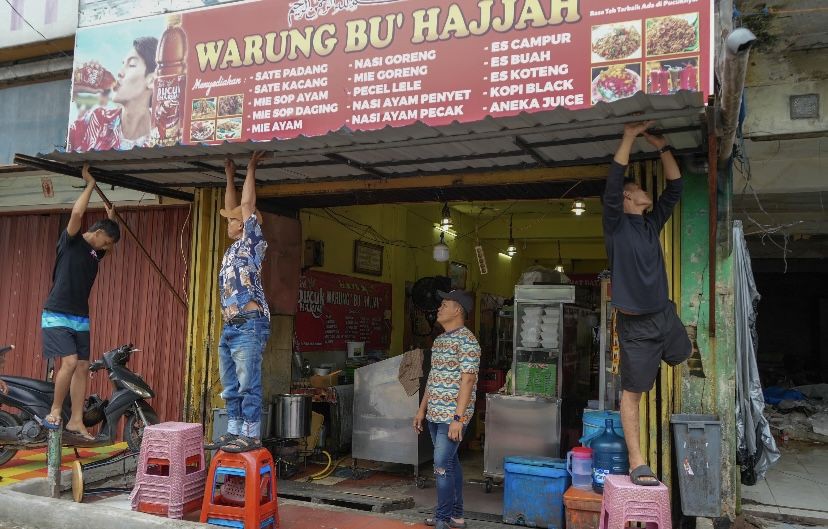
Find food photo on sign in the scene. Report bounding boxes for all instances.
[68,15,187,151]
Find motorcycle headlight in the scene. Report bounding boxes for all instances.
[122,380,152,398]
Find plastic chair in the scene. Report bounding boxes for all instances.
[599,474,671,529]
[130,422,206,518]
[200,447,279,529]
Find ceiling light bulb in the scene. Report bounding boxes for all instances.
[506,239,517,257]
[433,233,450,262]
[571,199,586,216]
[554,263,565,273]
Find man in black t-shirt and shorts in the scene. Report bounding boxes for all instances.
[41,163,120,441]
[603,122,692,486]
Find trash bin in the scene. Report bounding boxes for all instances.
[671,414,721,517]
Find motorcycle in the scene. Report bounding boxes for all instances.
[0,343,159,466]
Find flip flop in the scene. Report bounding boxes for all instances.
[64,428,95,442]
[221,436,262,453]
[42,413,61,430]
[204,433,238,450]
[630,464,660,486]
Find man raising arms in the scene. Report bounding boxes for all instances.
[603,122,692,486]
[42,164,119,440]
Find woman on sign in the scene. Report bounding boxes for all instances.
[68,37,157,151]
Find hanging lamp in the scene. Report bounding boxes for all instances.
[506,215,517,256]
[433,232,450,262]
[440,202,452,230]
[554,240,565,273]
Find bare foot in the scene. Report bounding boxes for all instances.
[64,422,95,441]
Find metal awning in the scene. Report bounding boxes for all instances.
[13,92,707,209]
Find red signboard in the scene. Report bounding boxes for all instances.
[295,270,392,352]
[68,0,713,152]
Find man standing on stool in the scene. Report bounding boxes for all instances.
[603,122,692,486]
[207,151,270,453]
[413,290,480,529]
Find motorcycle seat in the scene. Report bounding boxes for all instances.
[1,376,54,395]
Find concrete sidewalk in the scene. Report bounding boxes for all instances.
[741,441,828,526]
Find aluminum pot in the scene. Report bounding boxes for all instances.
[272,394,312,439]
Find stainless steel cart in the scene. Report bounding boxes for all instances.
[482,284,574,492]
[352,354,432,487]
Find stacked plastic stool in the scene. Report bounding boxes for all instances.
[130,421,207,519]
[200,447,279,529]
[599,474,671,529]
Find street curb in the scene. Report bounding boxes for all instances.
[0,478,206,529]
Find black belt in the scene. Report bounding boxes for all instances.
[226,310,263,325]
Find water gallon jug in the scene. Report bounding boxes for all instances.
[580,409,624,447]
[591,419,629,494]
[566,446,593,490]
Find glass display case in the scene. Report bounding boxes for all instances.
[511,285,575,397]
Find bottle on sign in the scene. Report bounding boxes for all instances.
[154,14,187,146]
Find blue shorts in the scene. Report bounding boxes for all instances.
[41,311,91,361]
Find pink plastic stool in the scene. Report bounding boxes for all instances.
[599,474,672,529]
[130,422,206,519]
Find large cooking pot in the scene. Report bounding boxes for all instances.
[272,394,312,439]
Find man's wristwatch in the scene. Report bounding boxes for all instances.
[453,414,462,423]
[657,145,672,155]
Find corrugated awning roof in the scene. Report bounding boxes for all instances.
[17,92,707,208]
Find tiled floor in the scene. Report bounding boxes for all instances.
[0,443,129,487]
[741,441,828,522]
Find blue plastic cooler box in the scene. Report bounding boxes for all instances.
[503,456,570,529]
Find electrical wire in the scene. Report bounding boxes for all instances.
[2,0,73,61]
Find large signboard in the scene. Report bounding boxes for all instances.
[1,0,77,48]
[296,270,392,353]
[68,0,713,152]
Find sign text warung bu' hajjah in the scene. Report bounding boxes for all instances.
[68,0,712,151]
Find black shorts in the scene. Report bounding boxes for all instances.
[618,301,691,392]
[42,327,91,361]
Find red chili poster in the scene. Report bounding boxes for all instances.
[296,270,392,352]
[68,0,713,152]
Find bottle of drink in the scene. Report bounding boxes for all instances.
[154,14,187,146]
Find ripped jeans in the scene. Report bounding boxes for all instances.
[428,420,467,523]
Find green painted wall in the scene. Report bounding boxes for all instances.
[679,161,737,516]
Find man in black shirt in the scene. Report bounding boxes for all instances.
[41,164,120,440]
[603,122,691,486]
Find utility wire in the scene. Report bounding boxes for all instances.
[2,0,73,61]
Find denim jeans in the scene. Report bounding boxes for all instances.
[218,313,270,438]
[428,421,466,522]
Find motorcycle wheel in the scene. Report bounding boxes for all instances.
[0,411,21,466]
[123,406,159,452]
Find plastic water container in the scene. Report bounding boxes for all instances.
[591,419,629,494]
[580,409,624,447]
[566,446,593,490]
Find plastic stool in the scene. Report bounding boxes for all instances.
[200,448,279,529]
[130,422,206,519]
[599,474,671,529]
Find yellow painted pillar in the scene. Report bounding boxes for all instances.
[183,188,224,429]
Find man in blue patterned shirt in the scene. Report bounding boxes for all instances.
[208,151,271,453]
[414,290,480,529]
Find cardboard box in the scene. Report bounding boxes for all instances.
[564,485,602,529]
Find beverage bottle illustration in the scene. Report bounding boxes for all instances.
[154,14,187,146]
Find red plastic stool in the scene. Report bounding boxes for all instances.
[599,474,671,529]
[200,448,279,529]
[130,422,206,519]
